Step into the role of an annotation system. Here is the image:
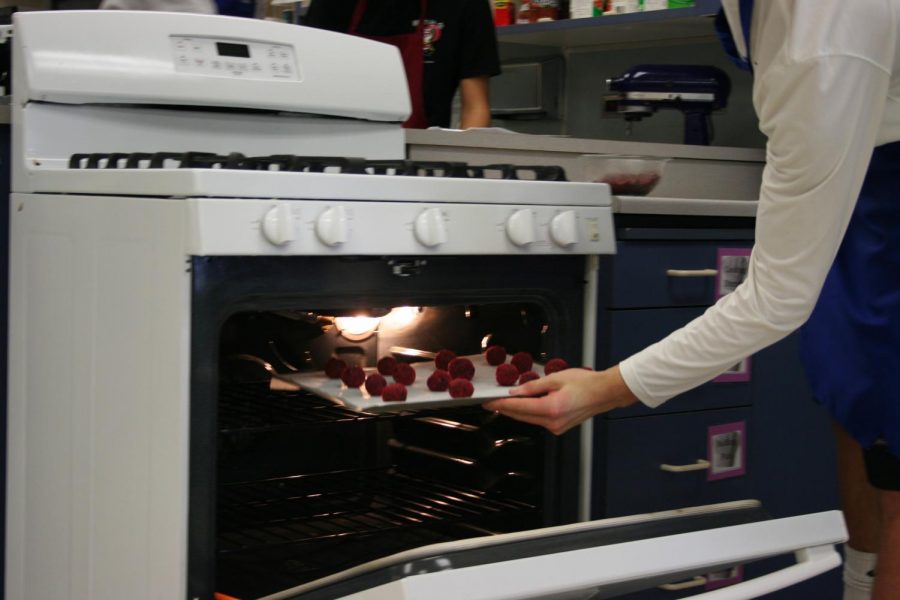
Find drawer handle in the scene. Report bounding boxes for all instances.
[666,268,718,277]
[658,576,708,591]
[660,459,711,473]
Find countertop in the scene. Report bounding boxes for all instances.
[405,129,766,163]
[406,129,765,216]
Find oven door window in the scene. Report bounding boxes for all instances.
[187,255,589,600]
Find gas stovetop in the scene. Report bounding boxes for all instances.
[67,153,569,182]
[24,152,606,206]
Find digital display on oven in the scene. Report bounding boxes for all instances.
[216,42,251,58]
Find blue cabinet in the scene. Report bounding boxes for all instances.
[601,407,752,516]
[592,221,841,598]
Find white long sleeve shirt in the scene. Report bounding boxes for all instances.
[619,0,900,407]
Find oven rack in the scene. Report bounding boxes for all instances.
[216,466,537,554]
[216,524,462,599]
[218,383,485,433]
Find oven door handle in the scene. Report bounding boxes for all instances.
[678,544,840,599]
[304,511,846,600]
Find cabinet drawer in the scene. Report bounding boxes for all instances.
[602,307,752,416]
[608,241,751,309]
[595,408,752,518]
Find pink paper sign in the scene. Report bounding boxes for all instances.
[707,421,746,481]
[706,565,745,590]
[714,247,753,383]
[715,247,752,300]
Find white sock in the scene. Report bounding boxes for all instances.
[844,545,877,600]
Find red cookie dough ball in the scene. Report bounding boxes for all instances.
[510,351,534,374]
[434,349,457,371]
[544,358,569,375]
[324,357,347,379]
[382,383,408,402]
[427,369,451,392]
[341,366,366,388]
[517,370,540,385]
[485,345,507,366]
[377,356,398,376]
[365,373,387,396]
[393,363,417,386]
[448,357,475,380]
[448,378,474,398]
[495,363,519,386]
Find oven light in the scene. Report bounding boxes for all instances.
[380,306,420,330]
[334,316,381,337]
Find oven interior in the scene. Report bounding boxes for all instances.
[198,255,587,599]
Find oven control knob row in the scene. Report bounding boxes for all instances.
[261,202,295,246]
[315,205,348,247]
[414,207,448,247]
[506,209,537,246]
[550,210,579,247]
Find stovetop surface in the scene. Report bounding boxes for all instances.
[21,153,612,206]
[67,153,569,182]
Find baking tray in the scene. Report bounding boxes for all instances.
[283,354,539,414]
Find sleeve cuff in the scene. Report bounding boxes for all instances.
[618,355,669,409]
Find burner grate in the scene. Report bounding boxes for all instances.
[66,152,569,181]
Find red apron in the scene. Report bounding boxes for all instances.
[349,0,429,128]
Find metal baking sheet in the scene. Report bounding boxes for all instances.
[284,354,539,413]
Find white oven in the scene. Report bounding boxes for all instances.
[6,10,845,600]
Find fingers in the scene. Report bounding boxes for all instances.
[508,374,562,397]
[483,394,552,414]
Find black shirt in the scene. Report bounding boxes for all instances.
[304,0,501,128]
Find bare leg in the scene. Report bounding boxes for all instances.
[834,421,881,552]
[872,490,900,600]
[833,421,880,599]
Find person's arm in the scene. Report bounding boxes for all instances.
[485,18,893,429]
[459,75,491,129]
[455,0,500,127]
[620,52,891,406]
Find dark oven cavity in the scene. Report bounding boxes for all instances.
[188,255,589,599]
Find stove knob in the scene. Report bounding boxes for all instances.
[315,205,348,247]
[414,207,448,248]
[550,210,579,247]
[261,202,295,246]
[506,209,537,246]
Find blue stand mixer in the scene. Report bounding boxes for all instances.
[604,64,732,145]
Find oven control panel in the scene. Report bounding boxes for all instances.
[188,199,616,256]
[170,35,300,81]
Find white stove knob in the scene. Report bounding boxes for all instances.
[315,205,348,247]
[550,210,579,247]
[261,202,295,246]
[506,209,537,247]
[414,207,448,247]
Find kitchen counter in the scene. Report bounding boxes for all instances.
[406,129,765,214]
[614,196,757,218]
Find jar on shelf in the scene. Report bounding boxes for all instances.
[532,0,560,22]
[516,0,533,23]
[494,0,516,26]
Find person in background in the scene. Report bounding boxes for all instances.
[303,0,500,129]
[484,2,900,599]
[98,0,217,11]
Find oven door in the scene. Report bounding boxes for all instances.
[260,501,845,600]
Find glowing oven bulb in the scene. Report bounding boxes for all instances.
[334,306,420,339]
[334,316,381,337]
